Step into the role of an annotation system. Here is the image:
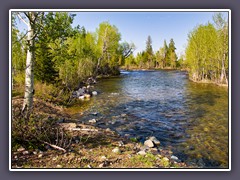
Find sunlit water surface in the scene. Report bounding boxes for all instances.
[67,70,229,168]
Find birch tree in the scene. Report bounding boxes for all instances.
[17,12,43,117]
[213,13,228,85]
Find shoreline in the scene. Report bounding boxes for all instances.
[11,97,191,169]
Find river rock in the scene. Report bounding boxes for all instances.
[112,147,121,153]
[121,113,127,117]
[92,91,98,96]
[91,112,98,116]
[89,119,97,123]
[56,164,62,168]
[22,150,29,155]
[170,155,179,161]
[144,140,154,148]
[38,154,43,158]
[137,150,147,155]
[99,163,106,168]
[100,156,107,162]
[78,95,85,100]
[17,146,25,152]
[84,94,91,98]
[106,128,111,132]
[118,141,124,147]
[149,136,160,146]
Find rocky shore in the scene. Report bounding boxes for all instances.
[11,98,190,169]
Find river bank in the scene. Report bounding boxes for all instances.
[11,97,190,169]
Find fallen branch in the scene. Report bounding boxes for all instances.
[42,141,67,153]
[71,128,98,132]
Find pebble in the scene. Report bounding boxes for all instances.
[137,151,147,155]
[38,154,43,158]
[112,147,121,153]
[92,91,98,96]
[144,140,154,148]
[99,163,105,168]
[100,156,107,161]
[56,164,62,168]
[17,147,25,152]
[79,95,85,100]
[118,141,124,147]
[91,112,98,116]
[171,155,179,161]
[89,119,97,123]
[87,165,92,168]
[121,114,127,117]
[22,150,29,155]
[106,128,111,132]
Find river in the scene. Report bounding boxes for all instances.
[67,70,229,168]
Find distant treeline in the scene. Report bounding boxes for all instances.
[122,13,229,85]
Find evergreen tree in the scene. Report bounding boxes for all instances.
[145,35,153,68]
[167,38,177,68]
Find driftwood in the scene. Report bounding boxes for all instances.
[42,141,67,153]
[71,128,98,132]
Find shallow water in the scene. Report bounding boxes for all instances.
[68,70,229,168]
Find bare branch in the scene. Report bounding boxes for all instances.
[42,141,67,153]
[12,30,30,44]
[17,13,29,26]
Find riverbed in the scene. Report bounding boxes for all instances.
[67,70,229,168]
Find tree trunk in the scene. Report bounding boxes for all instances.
[22,12,36,117]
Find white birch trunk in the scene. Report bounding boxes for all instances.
[22,12,36,115]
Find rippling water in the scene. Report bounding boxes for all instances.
[67,70,229,168]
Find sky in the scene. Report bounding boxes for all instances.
[16,10,229,57]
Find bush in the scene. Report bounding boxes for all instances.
[34,81,73,105]
[12,105,72,151]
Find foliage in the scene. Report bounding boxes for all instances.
[96,22,122,75]
[121,37,178,70]
[185,13,228,84]
[35,12,75,84]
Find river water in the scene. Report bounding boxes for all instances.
[68,70,229,168]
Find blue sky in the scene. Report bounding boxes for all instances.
[74,11,228,56]
[16,11,229,57]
